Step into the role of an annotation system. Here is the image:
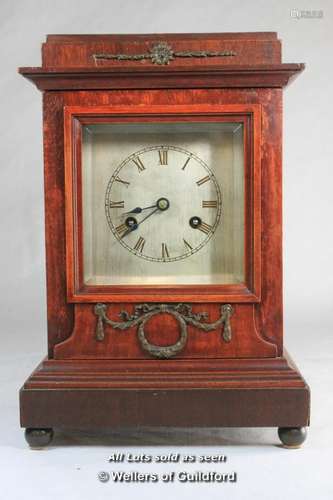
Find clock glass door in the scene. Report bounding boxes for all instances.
[80,120,245,286]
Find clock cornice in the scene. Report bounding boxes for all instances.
[19,63,304,91]
[19,32,304,91]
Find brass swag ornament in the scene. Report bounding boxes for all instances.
[94,303,233,359]
[93,42,236,65]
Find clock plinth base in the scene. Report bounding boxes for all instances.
[20,350,309,445]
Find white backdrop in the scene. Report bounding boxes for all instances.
[0,1,332,499]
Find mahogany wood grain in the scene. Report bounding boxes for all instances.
[43,92,74,356]
[20,386,310,429]
[24,351,305,389]
[20,351,310,428]
[41,32,282,68]
[44,88,282,357]
[54,303,277,360]
[19,64,304,91]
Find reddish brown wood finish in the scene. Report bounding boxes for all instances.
[42,32,282,68]
[20,351,310,429]
[20,386,310,429]
[43,87,283,358]
[19,33,310,437]
[54,303,277,360]
[19,64,304,91]
[24,351,305,390]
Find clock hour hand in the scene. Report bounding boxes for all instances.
[124,204,157,215]
[123,197,170,215]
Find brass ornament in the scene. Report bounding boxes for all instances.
[93,42,236,66]
[94,303,233,359]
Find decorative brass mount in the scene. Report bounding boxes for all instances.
[94,303,233,359]
[93,42,236,66]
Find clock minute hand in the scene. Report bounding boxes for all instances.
[137,207,160,226]
[121,198,170,238]
[121,207,159,238]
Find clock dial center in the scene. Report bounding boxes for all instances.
[156,197,170,211]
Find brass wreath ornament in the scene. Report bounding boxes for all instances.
[94,303,233,359]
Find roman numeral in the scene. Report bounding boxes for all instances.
[158,149,168,165]
[115,176,130,187]
[181,156,191,170]
[202,200,217,208]
[109,200,124,208]
[198,221,213,235]
[115,223,128,238]
[183,238,193,251]
[162,243,169,259]
[196,175,211,186]
[132,156,145,172]
[133,236,145,253]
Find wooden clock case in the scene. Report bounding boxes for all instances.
[19,33,310,448]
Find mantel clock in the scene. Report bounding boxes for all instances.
[19,33,310,448]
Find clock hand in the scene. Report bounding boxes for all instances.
[121,198,170,238]
[137,207,160,225]
[121,207,159,238]
[123,197,170,215]
[124,204,157,215]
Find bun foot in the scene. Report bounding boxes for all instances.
[278,427,307,448]
[24,428,54,448]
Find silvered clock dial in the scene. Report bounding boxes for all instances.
[105,145,222,262]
